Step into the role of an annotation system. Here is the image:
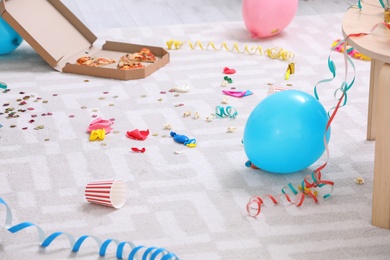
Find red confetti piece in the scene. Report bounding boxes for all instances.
[69,115,75,118]
[47,112,53,116]
[160,91,166,94]
[22,127,28,130]
[109,118,115,121]
[103,91,109,94]
[168,89,175,93]
[92,115,98,118]
[19,92,25,94]
[19,101,27,105]
[29,120,35,123]
[27,107,34,111]
[31,115,37,118]
[223,67,236,74]
[131,147,146,153]
[41,113,47,116]
[53,94,58,96]
[126,129,149,141]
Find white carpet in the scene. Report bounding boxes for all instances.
[1,13,389,260]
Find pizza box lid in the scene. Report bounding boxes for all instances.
[0,0,169,80]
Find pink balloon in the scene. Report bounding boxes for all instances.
[242,0,299,38]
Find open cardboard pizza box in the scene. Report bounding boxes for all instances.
[0,0,169,80]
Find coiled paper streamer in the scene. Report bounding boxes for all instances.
[0,197,179,260]
[166,39,295,79]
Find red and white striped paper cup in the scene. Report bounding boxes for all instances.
[85,180,128,209]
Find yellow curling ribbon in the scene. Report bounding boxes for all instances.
[90,129,106,141]
[166,39,295,79]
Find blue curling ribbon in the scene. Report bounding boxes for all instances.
[0,197,179,260]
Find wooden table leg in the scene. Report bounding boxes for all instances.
[371,63,390,229]
[367,59,384,141]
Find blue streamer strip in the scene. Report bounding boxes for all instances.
[0,197,179,260]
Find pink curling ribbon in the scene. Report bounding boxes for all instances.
[126,129,149,141]
[88,117,114,134]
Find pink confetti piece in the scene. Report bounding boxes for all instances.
[69,115,75,118]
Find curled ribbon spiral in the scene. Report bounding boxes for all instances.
[166,39,294,61]
[245,168,334,217]
[166,39,295,80]
[0,197,179,260]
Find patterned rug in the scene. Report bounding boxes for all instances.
[1,13,389,260]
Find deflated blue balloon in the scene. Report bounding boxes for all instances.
[0,17,23,55]
[243,90,331,174]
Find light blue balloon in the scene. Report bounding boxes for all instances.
[243,90,331,174]
[0,17,23,55]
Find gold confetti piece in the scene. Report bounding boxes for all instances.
[42,100,48,104]
[355,177,365,185]
[113,130,120,134]
[10,124,16,128]
[84,80,89,82]
[113,95,119,98]
[221,97,228,104]
[174,94,180,97]
[109,104,114,106]
[152,133,159,136]
[161,135,167,138]
[183,111,191,117]
[157,98,163,102]
[174,151,183,154]
[92,109,98,112]
[141,94,147,98]
[34,125,44,130]
[101,143,107,146]
[99,97,105,100]
[44,138,50,142]
[81,106,87,109]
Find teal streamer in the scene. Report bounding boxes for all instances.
[0,197,179,260]
[0,81,7,89]
[313,38,356,117]
[215,106,238,118]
